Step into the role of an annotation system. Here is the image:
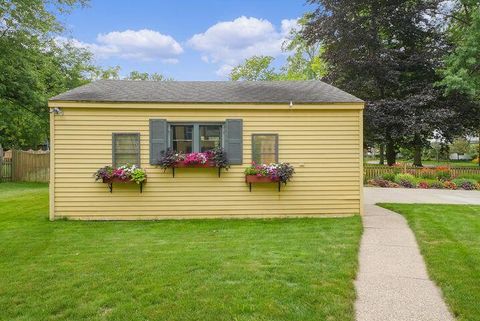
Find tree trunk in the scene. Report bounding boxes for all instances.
[386,137,396,166]
[412,134,423,167]
[413,145,423,167]
[379,144,385,165]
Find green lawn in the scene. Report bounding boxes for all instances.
[0,183,362,321]
[380,204,480,321]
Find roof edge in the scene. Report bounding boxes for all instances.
[48,100,365,110]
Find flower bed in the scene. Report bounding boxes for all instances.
[94,164,147,192]
[367,171,480,190]
[157,148,229,177]
[244,163,294,192]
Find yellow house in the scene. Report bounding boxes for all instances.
[48,80,364,220]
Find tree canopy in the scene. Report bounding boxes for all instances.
[302,0,474,166]
[0,0,92,149]
[0,1,172,149]
[229,14,327,81]
[229,56,277,81]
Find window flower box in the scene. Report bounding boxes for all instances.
[101,176,146,193]
[174,160,217,168]
[244,163,294,192]
[245,175,279,183]
[157,148,229,177]
[94,165,146,193]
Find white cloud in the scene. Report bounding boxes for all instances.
[215,64,235,77]
[58,29,183,63]
[188,16,299,75]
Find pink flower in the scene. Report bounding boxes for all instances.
[183,152,208,165]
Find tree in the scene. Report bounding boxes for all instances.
[126,71,150,81]
[441,1,480,97]
[88,65,121,80]
[0,0,92,149]
[450,137,470,159]
[440,0,480,166]
[229,56,278,81]
[229,16,328,82]
[126,70,172,81]
[303,0,457,166]
[280,14,326,80]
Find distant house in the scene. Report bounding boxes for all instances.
[450,137,479,160]
[48,80,364,220]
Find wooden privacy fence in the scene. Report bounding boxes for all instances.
[364,164,480,181]
[0,158,12,182]
[1,150,50,182]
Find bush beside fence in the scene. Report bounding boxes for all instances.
[364,164,480,182]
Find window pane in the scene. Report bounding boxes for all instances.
[113,134,139,167]
[200,125,221,152]
[115,154,139,167]
[252,135,277,164]
[172,125,193,141]
[173,141,193,153]
[172,125,193,153]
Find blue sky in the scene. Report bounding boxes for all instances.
[60,0,315,80]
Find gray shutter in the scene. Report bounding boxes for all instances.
[149,119,168,165]
[225,119,243,165]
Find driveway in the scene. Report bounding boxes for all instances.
[364,187,480,205]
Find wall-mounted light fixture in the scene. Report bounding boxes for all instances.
[50,107,63,115]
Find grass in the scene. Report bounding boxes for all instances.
[0,183,362,321]
[380,203,480,321]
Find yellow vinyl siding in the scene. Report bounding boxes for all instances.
[50,104,363,219]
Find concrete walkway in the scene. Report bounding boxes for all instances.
[365,187,480,205]
[355,205,454,321]
[354,188,480,320]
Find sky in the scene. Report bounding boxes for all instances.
[59,0,316,80]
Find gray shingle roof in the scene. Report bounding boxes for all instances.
[50,80,363,104]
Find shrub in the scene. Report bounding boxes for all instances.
[417,181,429,189]
[419,168,436,179]
[427,180,444,189]
[367,179,399,188]
[452,178,478,190]
[457,173,480,183]
[476,183,480,191]
[443,181,457,190]
[381,173,396,182]
[394,173,417,188]
[472,157,479,165]
[436,170,452,181]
